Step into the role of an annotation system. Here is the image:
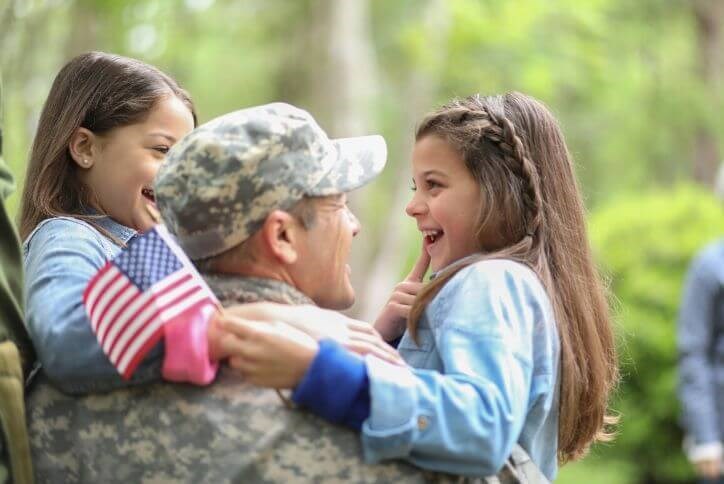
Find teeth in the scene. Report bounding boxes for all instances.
[421,229,441,237]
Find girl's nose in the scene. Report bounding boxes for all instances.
[405,193,426,218]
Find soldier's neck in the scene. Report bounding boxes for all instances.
[233,259,296,287]
[202,271,314,306]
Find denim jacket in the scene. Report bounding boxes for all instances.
[677,240,724,463]
[361,259,560,480]
[23,216,163,395]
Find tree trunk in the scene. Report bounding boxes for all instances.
[356,0,450,322]
[306,0,378,136]
[301,0,382,316]
[693,0,723,185]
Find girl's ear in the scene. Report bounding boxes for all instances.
[259,210,300,265]
[68,127,98,169]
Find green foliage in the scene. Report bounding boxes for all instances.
[557,453,636,484]
[586,185,724,483]
[1,2,723,480]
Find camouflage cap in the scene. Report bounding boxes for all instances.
[154,102,387,260]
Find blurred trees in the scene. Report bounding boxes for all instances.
[2,0,722,270]
[589,186,724,483]
[693,0,723,184]
[1,0,723,482]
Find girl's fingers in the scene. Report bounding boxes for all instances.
[386,301,410,318]
[218,315,269,339]
[224,302,282,322]
[347,332,402,361]
[345,319,377,334]
[394,281,424,295]
[228,355,255,373]
[391,292,416,306]
[404,246,431,282]
[216,333,244,358]
[343,341,404,366]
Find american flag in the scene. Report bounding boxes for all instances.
[82,225,218,380]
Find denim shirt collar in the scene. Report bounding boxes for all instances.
[79,206,137,244]
[429,252,484,280]
[92,216,137,244]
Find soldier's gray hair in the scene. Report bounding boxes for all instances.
[193,196,319,272]
[287,196,319,230]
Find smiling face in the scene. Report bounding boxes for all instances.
[80,95,195,232]
[292,194,361,310]
[406,135,483,272]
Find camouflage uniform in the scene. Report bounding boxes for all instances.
[27,274,542,483]
[27,103,547,483]
[27,274,451,483]
[0,73,35,484]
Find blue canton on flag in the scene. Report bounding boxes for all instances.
[83,225,218,380]
[115,229,183,291]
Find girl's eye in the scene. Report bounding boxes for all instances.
[153,146,170,154]
[427,180,442,189]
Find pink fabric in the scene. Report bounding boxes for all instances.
[162,303,219,385]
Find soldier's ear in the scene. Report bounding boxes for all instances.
[69,127,99,169]
[261,210,299,265]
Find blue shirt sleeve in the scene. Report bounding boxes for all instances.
[677,245,722,445]
[361,261,542,477]
[24,218,162,395]
[292,339,370,430]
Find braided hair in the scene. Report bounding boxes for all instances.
[408,92,618,463]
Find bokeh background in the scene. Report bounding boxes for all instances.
[2,0,723,482]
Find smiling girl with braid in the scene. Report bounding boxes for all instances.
[222,92,619,481]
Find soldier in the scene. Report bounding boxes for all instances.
[26,103,545,483]
[0,73,36,484]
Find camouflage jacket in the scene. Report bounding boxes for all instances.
[26,274,547,483]
[0,73,35,484]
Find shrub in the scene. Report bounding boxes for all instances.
[587,184,724,483]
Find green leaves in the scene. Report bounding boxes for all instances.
[586,184,724,482]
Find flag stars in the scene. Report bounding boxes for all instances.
[116,231,182,291]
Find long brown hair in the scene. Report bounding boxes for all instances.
[19,51,197,241]
[408,93,618,463]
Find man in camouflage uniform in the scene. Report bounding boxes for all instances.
[0,73,36,484]
[26,103,545,483]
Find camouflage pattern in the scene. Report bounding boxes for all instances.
[27,274,446,483]
[27,99,547,483]
[204,273,313,306]
[26,273,546,483]
[154,103,387,260]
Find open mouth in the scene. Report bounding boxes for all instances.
[422,229,443,245]
[141,187,156,204]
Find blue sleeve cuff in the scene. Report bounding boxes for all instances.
[292,339,370,430]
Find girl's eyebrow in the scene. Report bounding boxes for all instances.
[421,169,448,178]
[148,132,177,143]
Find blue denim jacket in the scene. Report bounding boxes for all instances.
[361,259,560,480]
[23,216,163,395]
[677,240,724,459]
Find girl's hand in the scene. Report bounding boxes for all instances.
[373,247,430,341]
[207,311,225,361]
[220,317,319,389]
[207,310,243,362]
[222,303,404,366]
